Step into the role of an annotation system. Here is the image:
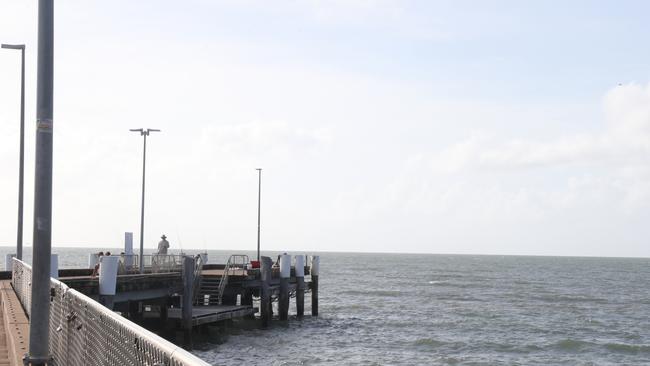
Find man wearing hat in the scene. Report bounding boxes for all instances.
[157,234,170,255]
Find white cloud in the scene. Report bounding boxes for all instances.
[425,83,650,172]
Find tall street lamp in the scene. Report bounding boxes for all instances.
[28,1,54,363]
[256,168,262,263]
[2,43,26,260]
[130,128,160,273]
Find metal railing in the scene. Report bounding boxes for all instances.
[90,254,187,274]
[191,254,205,305]
[217,255,249,305]
[11,258,210,366]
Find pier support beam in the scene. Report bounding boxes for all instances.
[311,255,319,316]
[279,254,290,321]
[295,255,305,318]
[241,289,253,306]
[182,256,195,350]
[260,256,272,327]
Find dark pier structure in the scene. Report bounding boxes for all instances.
[54,253,321,348]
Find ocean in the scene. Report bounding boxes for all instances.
[2,247,650,365]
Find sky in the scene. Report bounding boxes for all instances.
[1,1,650,257]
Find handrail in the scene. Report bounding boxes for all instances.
[217,255,249,305]
[11,258,210,366]
[192,254,205,305]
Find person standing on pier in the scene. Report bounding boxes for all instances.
[157,234,169,254]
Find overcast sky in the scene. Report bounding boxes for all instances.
[1,1,650,256]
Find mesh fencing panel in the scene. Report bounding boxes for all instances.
[12,258,209,366]
[11,257,32,316]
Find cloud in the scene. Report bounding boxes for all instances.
[324,82,650,255]
[426,82,650,172]
[196,121,331,157]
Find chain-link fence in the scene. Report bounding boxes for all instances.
[11,258,210,366]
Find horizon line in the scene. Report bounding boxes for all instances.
[0,245,647,260]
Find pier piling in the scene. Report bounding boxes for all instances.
[182,256,195,349]
[295,255,305,318]
[260,256,272,327]
[311,255,319,316]
[279,254,290,320]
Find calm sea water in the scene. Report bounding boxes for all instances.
[2,247,650,365]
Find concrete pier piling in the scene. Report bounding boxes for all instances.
[311,255,319,316]
[295,255,305,318]
[182,256,195,349]
[279,254,291,320]
[260,256,272,327]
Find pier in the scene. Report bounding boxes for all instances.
[0,252,320,365]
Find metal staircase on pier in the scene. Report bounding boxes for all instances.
[194,255,249,306]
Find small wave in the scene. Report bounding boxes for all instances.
[552,339,593,351]
[604,343,650,354]
[413,338,447,347]
[339,289,402,297]
[534,294,608,304]
[425,281,484,289]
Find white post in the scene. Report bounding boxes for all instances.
[279,254,291,279]
[294,255,305,277]
[124,232,134,269]
[310,255,320,276]
[50,254,58,279]
[99,256,119,295]
[88,253,98,269]
[4,254,16,272]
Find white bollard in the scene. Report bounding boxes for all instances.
[310,255,320,276]
[88,253,99,269]
[4,254,16,272]
[99,256,119,295]
[50,254,59,279]
[294,255,305,277]
[124,232,134,268]
[280,254,291,278]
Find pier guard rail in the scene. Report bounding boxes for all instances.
[11,258,210,366]
[115,254,185,274]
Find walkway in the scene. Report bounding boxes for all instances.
[0,280,30,366]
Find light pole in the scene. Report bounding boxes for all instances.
[256,168,262,263]
[130,128,160,273]
[28,1,53,364]
[2,43,26,260]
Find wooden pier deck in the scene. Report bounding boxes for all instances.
[0,281,30,366]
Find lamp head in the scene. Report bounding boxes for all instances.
[1,44,25,50]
